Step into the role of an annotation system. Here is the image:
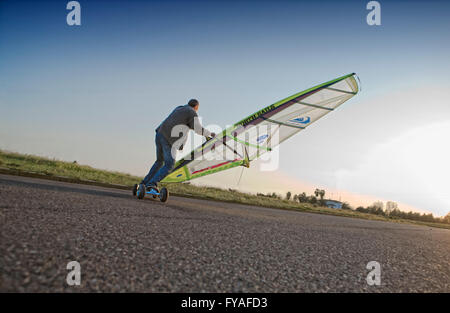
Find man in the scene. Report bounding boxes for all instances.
[140,99,215,191]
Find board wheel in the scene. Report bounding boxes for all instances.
[137,184,146,199]
[132,184,138,196]
[159,187,168,202]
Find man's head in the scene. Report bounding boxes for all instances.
[188,99,199,112]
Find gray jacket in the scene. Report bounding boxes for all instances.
[156,104,212,146]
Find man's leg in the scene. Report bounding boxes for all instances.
[141,133,164,186]
[147,133,175,188]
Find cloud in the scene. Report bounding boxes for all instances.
[335,121,450,216]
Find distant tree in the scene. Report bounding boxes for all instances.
[355,205,444,224]
[365,204,384,216]
[314,189,325,200]
[314,189,326,207]
[443,212,450,224]
[264,192,281,199]
[364,201,385,216]
[356,206,367,213]
[341,202,352,210]
[385,201,398,215]
[258,193,275,198]
[298,192,308,203]
[293,194,298,202]
[390,208,401,218]
[308,196,317,204]
[372,201,384,211]
[286,191,292,201]
[422,213,434,223]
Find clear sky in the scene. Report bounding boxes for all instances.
[1,0,449,216]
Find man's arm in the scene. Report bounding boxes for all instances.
[188,112,214,138]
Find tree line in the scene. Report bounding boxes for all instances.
[257,189,450,225]
[355,201,450,224]
[258,189,351,209]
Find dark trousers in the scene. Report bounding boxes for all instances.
[142,132,175,187]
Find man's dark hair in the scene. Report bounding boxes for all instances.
[188,99,199,107]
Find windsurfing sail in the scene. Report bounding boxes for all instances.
[162,73,360,183]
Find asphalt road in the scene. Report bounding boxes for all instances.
[0,174,449,292]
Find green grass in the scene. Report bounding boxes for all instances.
[0,150,138,185]
[1,149,449,230]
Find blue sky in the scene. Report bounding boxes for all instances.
[1,0,449,216]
